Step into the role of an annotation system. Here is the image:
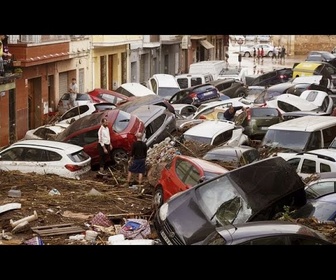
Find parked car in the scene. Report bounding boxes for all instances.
[234,107,283,140]
[246,68,293,87]
[57,92,95,115]
[304,172,336,199]
[153,156,307,245]
[290,192,336,222]
[128,104,176,148]
[168,83,221,107]
[87,88,133,105]
[305,51,336,68]
[240,44,274,57]
[285,149,336,179]
[0,139,91,179]
[209,79,248,98]
[180,120,249,147]
[202,144,260,170]
[152,154,229,208]
[199,220,332,245]
[23,103,117,140]
[147,74,181,99]
[188,60,226,80]
[55,109,145,167]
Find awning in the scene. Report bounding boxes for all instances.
[200,40,214,49]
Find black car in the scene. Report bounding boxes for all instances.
[209,79,248,98]
[168,83,220,107]
[305,51,336,68]
[153,156,307,245]
[246,68,293,87]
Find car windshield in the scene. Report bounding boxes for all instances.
[261,129,311,152]
[196,175,252,225]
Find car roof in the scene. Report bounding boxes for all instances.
[175,154,228,174]
[215,220,328,244]
[10,139,82,153]
[130,104,168,123]
[316,192,336,202]
[267,116,336,131]
[183,120,235,137]
[116,83,155,97]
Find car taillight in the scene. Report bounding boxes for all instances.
[65,164,83,172]
[190,93,197,99]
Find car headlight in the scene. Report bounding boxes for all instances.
[159,202,169,221]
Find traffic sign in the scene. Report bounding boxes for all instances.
[238,38,243,45]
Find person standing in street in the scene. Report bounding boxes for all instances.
[69,78,78,108]
[126,132,148,187]
[97,117,112,175]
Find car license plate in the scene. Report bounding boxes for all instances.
[160,230,173,245]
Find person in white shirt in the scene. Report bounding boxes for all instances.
[97,117,112,175]
[69,78,78,108]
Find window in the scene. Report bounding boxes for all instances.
[301,159,316,174]
[287,158,300,170]
[322,126,336,147]
[320,163,331,173]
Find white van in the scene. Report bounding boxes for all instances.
[175,73,214,89]
[147,74,181,99]
[188,60,226,80]
[261,116,336,157]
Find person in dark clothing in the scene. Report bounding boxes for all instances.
[127,132,148,186]
[223,105,245,121]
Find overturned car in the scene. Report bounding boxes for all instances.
[153,156,307,245]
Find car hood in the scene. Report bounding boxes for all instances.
[163,156,305,245]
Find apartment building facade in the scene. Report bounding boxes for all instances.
[0,34,228,147]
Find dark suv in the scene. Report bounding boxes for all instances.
[168,83,220,107]
[246,68,293,87]
[210,79,248,98]
[235,107,283,140]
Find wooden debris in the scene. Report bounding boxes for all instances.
[31,223,84,236]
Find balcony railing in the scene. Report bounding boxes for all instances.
[8,35,88,44]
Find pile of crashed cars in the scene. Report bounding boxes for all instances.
[2,58,336,245]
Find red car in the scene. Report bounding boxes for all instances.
[153,155,229,208]
[88,88,135,106]
[55,109,145,168]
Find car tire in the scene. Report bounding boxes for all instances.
[153,186,164,209]
[111,148,128,164]
[237,91,247,97]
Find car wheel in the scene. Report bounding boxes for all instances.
[111,148,128,164]
[153,186,164,209]
[243,52,250,57]
[237,91,247,97]
[267,51,273,57]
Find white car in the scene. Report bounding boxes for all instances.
[57,93,95,115]
[265,93,319,114]
[23,103,116,140]
[286,149,336,180]
[240,43,274,57]
[0,140,92,179]
[171,104,198,118]
[299,90,334,114]
[217,66,249,84]
[181,119,249,146]
[115,82,156,97]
